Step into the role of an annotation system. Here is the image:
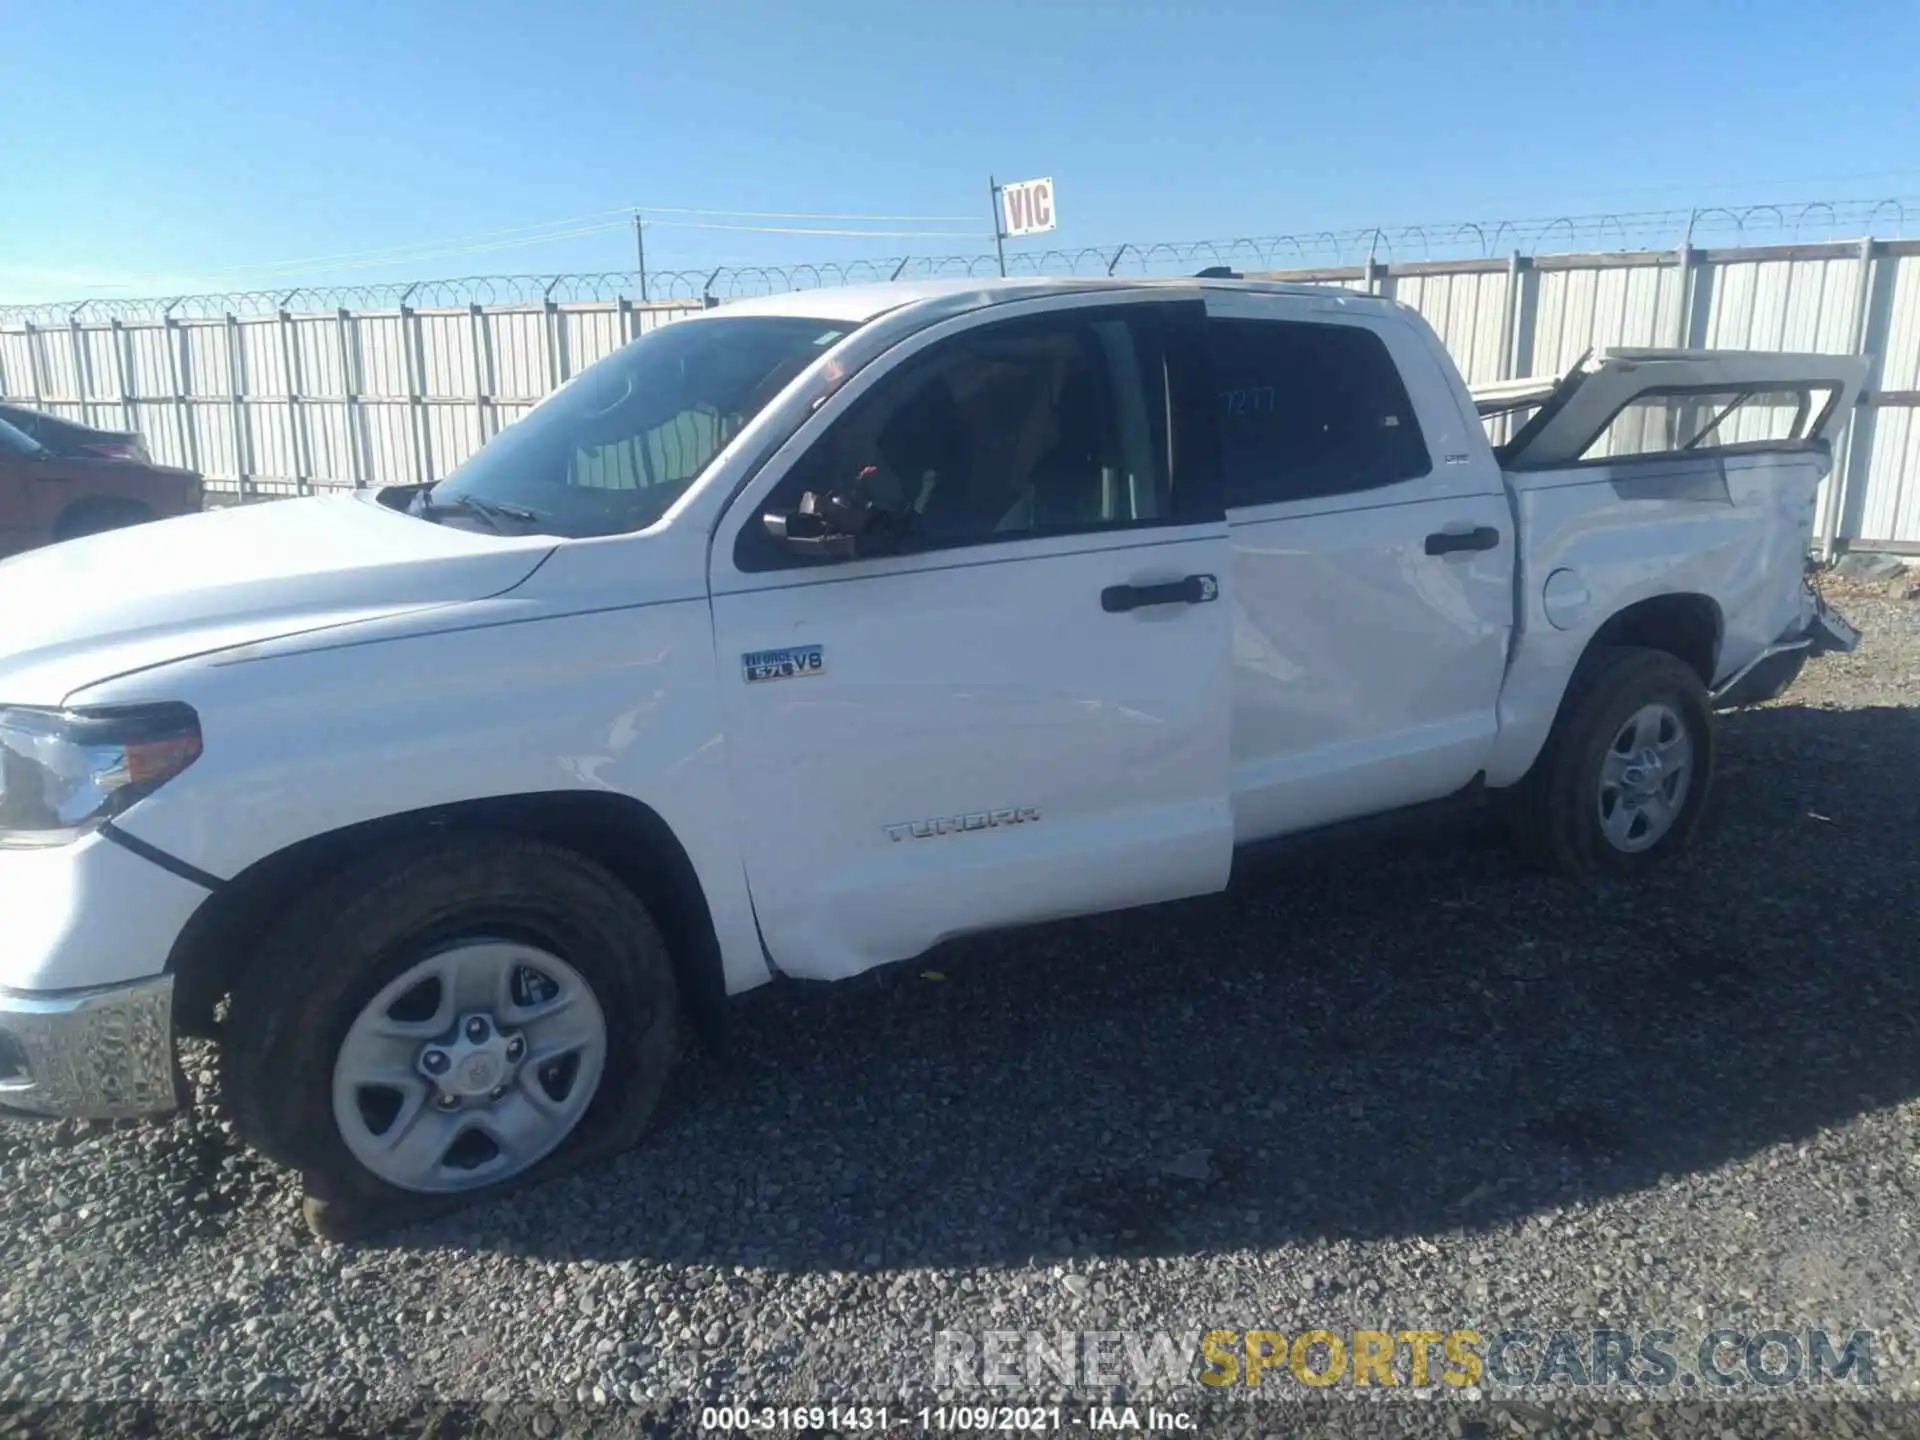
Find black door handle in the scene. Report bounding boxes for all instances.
[1425,526,1501,556]
[1102,573,1219,613]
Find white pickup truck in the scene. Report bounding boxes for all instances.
[0,277,1863,1234]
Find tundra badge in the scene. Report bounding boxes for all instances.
[884,807,1041,842]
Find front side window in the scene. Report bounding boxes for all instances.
[0,416,43,458]
[738,308,1175,570]
[1579,385,1836,461]
[1208,317,1430,508]
[430,315,855,537]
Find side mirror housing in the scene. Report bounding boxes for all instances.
[761,467,903,560]
[762,493,860,559]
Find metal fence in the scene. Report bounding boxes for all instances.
[0,297,703,498]
[3,198,1919,549]
[1258,236,1920,555]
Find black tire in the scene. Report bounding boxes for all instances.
[221,835,680,1240]
[1502,645,1716,877]
[53,498,153,541]
[1711,646,1808,710]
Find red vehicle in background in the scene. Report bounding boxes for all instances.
[0,412,203,559]
[0,402,153,463]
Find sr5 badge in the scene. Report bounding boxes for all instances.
[743,645,825,683]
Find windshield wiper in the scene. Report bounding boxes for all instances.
[414,490,541,533]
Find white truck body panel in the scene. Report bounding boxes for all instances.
[0,494,554,705]
[0,277,1862,1033]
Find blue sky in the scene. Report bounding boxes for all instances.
[5,0,1918,301]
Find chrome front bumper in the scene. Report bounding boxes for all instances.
[0,974,184,1119]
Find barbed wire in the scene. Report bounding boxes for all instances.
[4,196,1915,325]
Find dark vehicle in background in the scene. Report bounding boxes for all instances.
[0,403,152,463]
[0,415,202,559]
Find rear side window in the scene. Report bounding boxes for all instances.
[1208,318,1430,508]
[1579,385,1838,461]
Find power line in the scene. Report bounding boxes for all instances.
[182,210,640,278]
[643,219,982,239]
[142,203,984,282]
[639,205,977,221]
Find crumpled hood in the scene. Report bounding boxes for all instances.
[0,494,556,704]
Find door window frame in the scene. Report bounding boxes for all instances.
[710,292,1224,595]
[1207,313,1434,511]
[1200,292,1494,524]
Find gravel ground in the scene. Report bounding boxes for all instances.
[3,579,1919,1439]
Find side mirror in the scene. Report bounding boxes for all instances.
[761,466,904,559]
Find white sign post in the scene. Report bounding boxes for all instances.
[989,175,1058,275]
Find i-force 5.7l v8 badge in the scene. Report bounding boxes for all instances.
[742,645,824,683]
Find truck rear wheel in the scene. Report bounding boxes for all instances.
[221,835,679,1239]
[1504,645,1715,877]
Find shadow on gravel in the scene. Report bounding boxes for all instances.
[383,701,1920,1272]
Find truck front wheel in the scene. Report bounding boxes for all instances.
[1504,645,1716,877]
[221,835,679,1239]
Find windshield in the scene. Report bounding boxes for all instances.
[429,315,855,537]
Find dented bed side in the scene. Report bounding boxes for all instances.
[1477,349,1866,790]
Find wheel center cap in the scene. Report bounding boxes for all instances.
[458,1054,500,1091]
[1624,750,1664,795]
[417,1014,524,1099]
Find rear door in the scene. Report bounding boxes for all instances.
[1204,291,1516,843]
[708,295,1234,980]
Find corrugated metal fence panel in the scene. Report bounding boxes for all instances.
[562,305,628,376]
[305,400,358,491]
[34,326,82,401]
[0,329,32,402]
[418,310,475,399]
[124,324,186,467]
[427,394,481,477]
[1529,261,1684,375]
[1700,256,1862,354]
[1388,267,1512,385]
[488,309,550,399]
[292,316,346,397]
[353,312,410,401]
[1856,251,1920,544]
[76,326,121,407]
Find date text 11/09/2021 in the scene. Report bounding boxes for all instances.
[700,1407,1195,1432]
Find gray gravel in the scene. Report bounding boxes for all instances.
[4,579,1920,1438]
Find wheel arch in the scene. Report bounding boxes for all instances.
[167,790,730,1053]
[1488,588,1725,790]
[1580,591,1724,687]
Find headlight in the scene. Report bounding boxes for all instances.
[0,704,202,848]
